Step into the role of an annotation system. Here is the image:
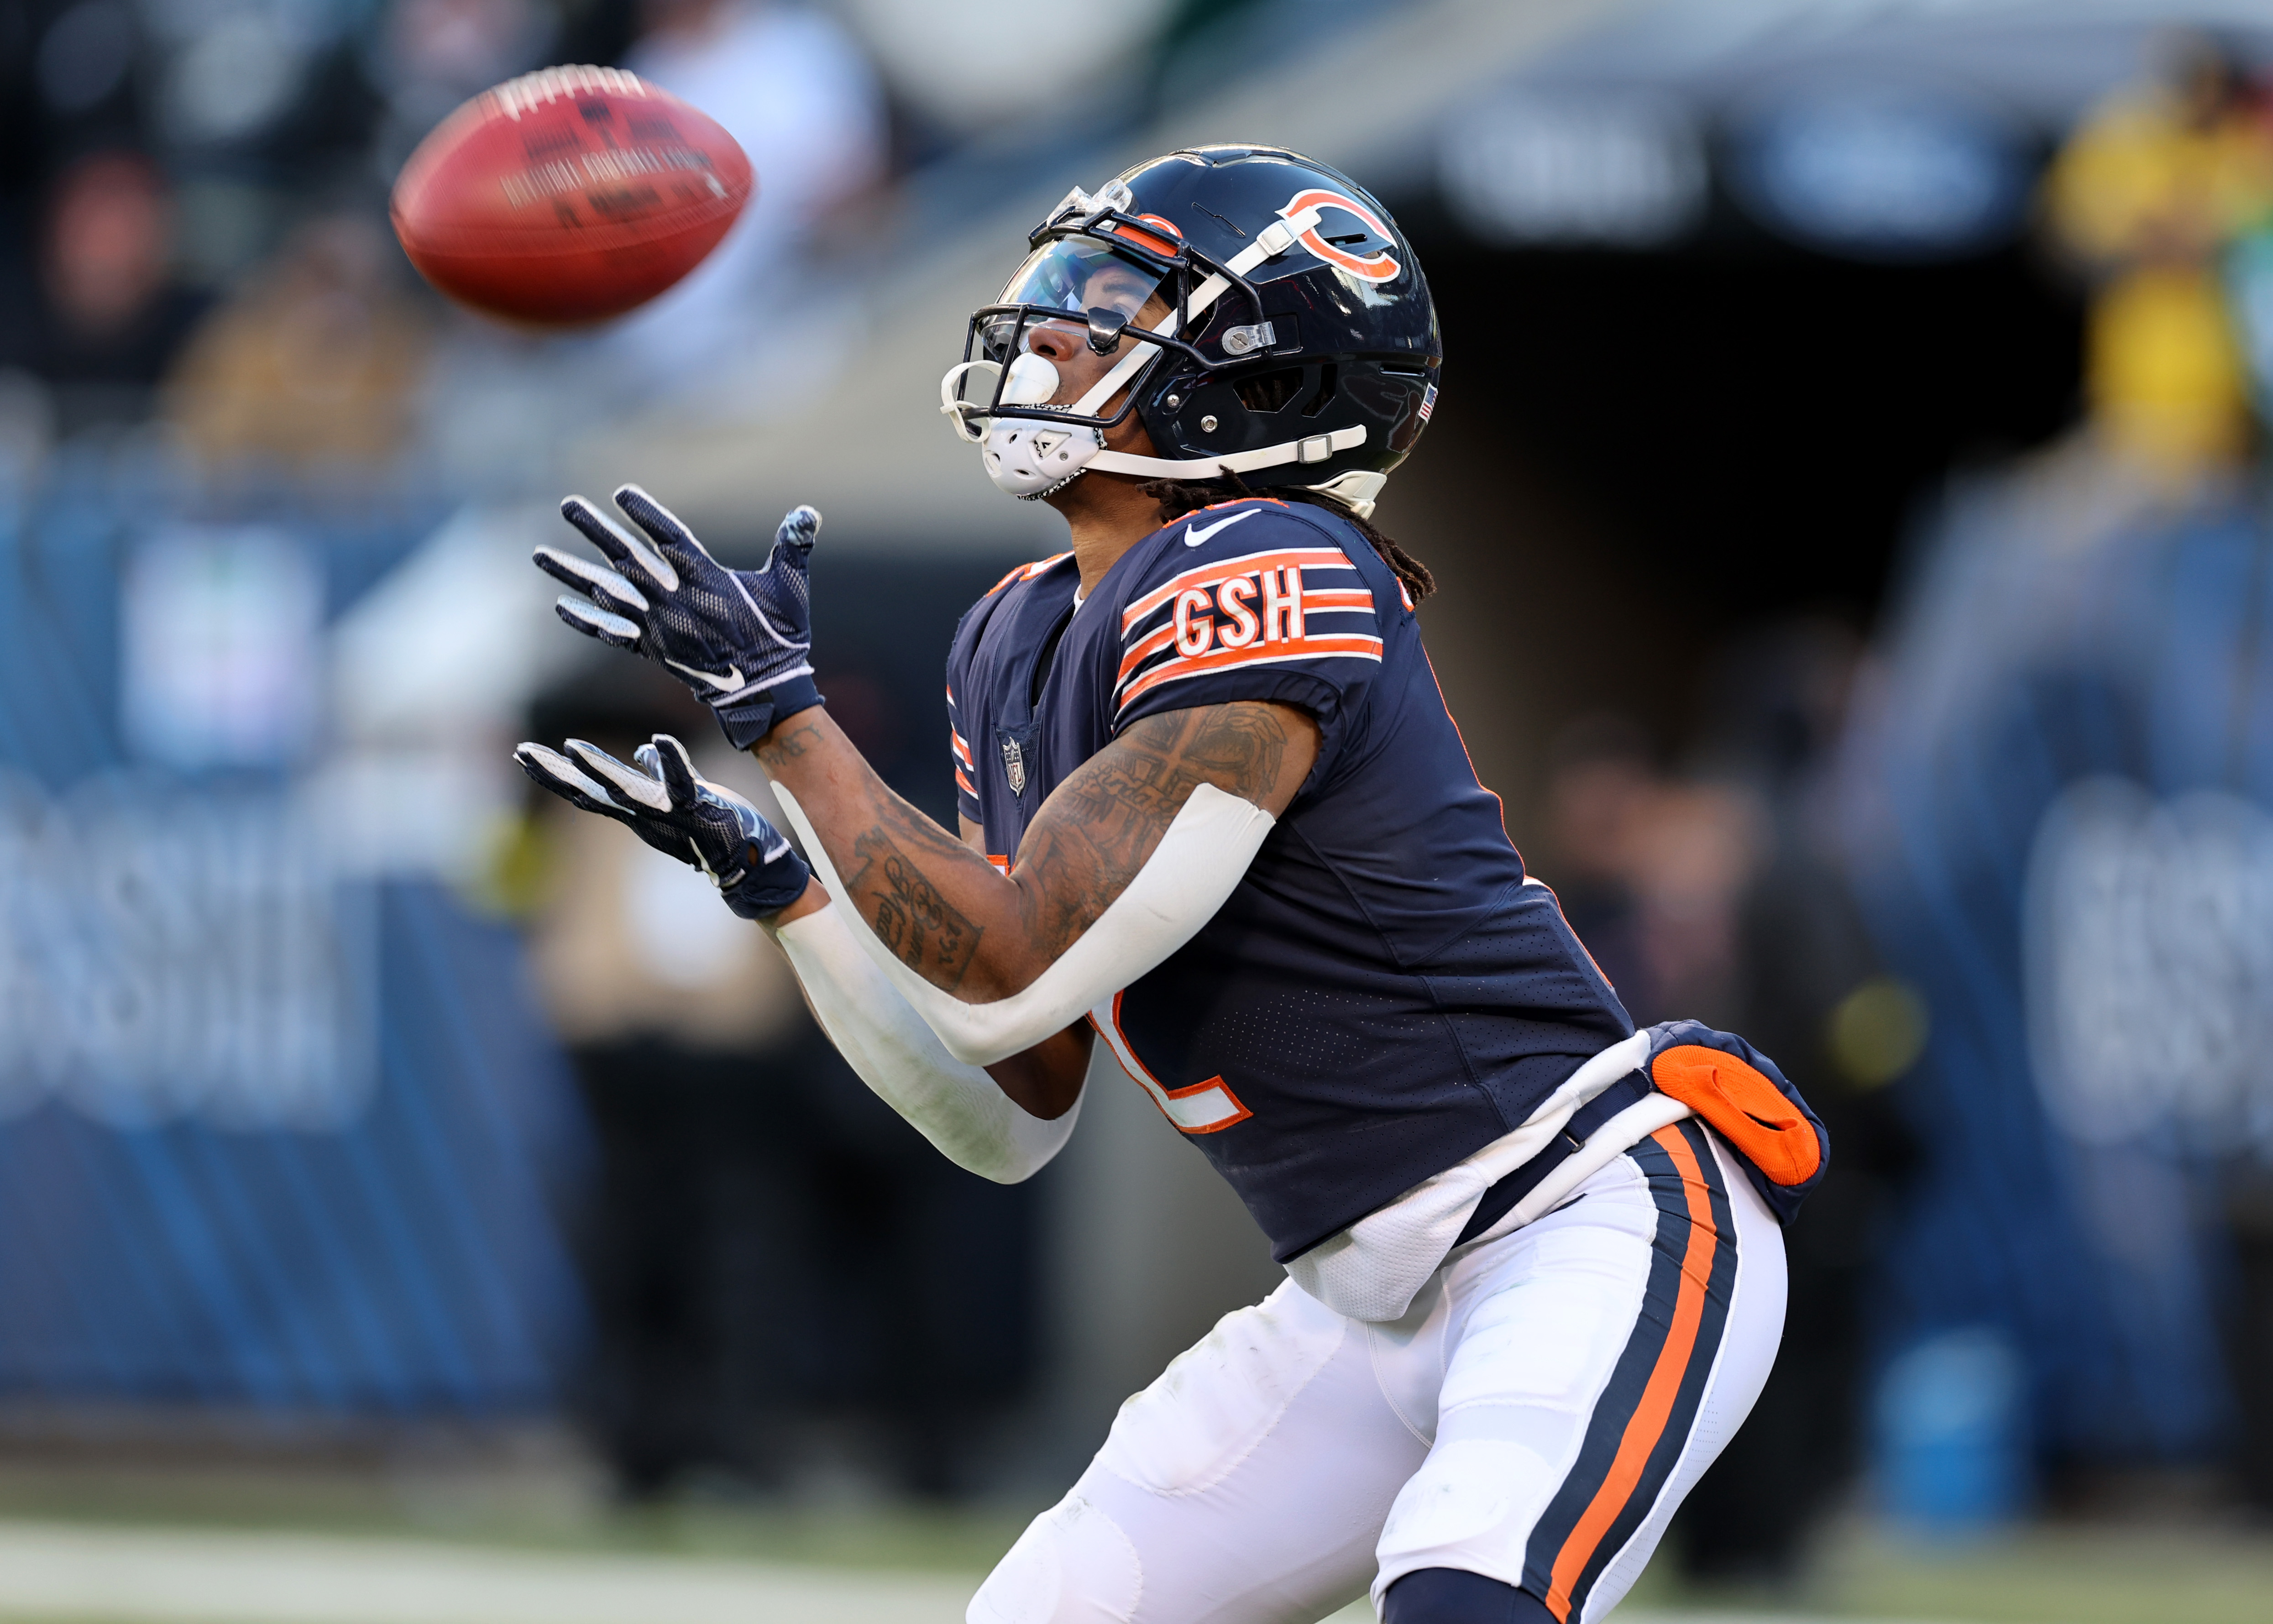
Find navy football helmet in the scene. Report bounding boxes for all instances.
[940,145,1441,517]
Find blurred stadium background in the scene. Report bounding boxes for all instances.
[3,0,2273,1619]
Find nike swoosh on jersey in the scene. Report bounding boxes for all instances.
[667,658,746,692]
[1184,509,1261,547]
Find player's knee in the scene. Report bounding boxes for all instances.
[967,1493,1142,1624]
[1381,1567,1556,1624]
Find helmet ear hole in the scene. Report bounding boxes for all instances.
[1232,367,1304,414]
[1300,363,1339,418]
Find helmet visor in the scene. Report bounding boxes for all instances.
[980,238,1169,363]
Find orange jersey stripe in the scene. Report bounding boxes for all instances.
[1543,1126,1720,1621]
[1117,622,1178,684]
[1303,588,1374,611]
[1121,547,1352,631]
[986,551,1073,597]
[949,728,974,767]
[954,767,977,796]
[1116,635,1383,710]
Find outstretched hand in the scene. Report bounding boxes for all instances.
[514,732,813,920]
[536,487,824,749]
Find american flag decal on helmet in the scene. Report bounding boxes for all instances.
[1417,384,1436,424]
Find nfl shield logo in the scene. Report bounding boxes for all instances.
[1001,735,1027,796]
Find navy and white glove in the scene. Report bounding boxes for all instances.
[513,733,812,920]
[536,486,822,750]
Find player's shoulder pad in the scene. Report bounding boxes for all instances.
[984,550,1075,600]
[954,548,1075,645]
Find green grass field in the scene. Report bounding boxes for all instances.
[0,1452,2263,1623]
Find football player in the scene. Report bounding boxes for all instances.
[518,147,1828,1624]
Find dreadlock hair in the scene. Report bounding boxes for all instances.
[1140,470,1436,605]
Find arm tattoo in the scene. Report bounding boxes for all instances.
[848,828,983,989]
[839,800,986,990]
[754,718,824,765]
[752,712,989,991]
[1011,702,1296,957]
[759,700,1300,998]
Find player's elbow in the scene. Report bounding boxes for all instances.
[954,933,1057,1008]
[974,1155,1043,1186]
[947,1137,1053,1185]
[972,1084,1082,1184]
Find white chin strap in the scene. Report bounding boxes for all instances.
[944,206,1379,501]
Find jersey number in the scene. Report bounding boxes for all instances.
[1090,993,1252,1133]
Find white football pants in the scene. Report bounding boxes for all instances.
[970,1120,1786,1624]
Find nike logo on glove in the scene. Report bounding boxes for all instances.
[667,659,746,692]
[1184,509,1260,547]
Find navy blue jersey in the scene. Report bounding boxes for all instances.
[945,498,1633,1261]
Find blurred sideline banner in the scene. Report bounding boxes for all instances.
[0,468,586,1414]
[1843,457,2273,1465]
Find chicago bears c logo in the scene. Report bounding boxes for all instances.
[1279,189,1400,283]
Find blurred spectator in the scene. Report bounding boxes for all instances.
[526,733,806,1058]
[834,0,1168,137]
[1839,453,2267,1492]
[1540,713,1660,1012]
[516,672,815,1493]
[2043,31,2273,482]
[1828,37,2273,1510]
[162,212,432,470]
[1543,631,1926,1576]
[520,647,1039,1498]
[367,0,560,179]
[29,151,208,430]
[0,370,52,486]
[1624,778,1762,1028]
[1675,620,1924,1580]
[1542,718,1765,1029]
[29,0,142,138]
[600,0,886,395]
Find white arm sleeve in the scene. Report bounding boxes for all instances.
[768,781,1275,1067]
[773,904,1077,1184]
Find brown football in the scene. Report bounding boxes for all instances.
[389,65,754,326]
